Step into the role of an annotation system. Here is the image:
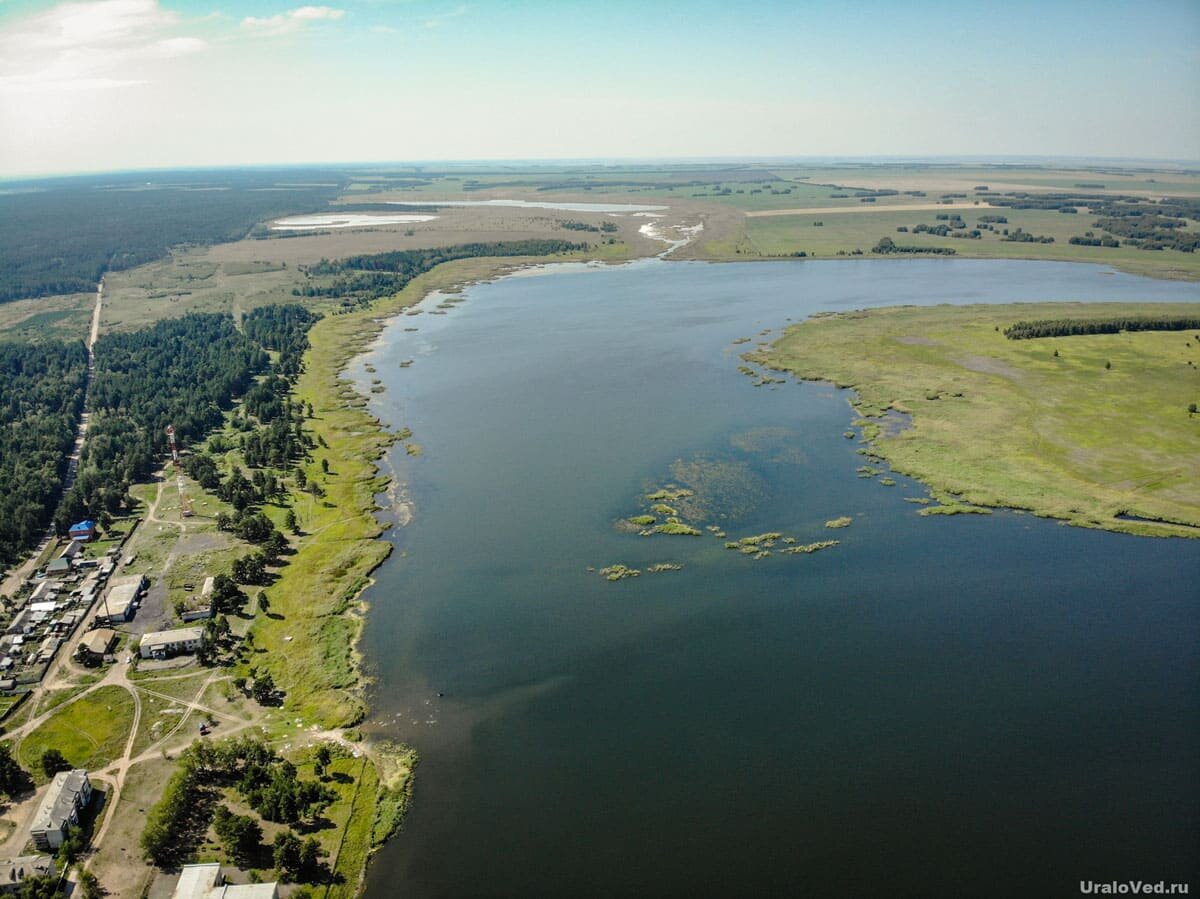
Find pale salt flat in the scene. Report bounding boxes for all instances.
[271,213,438,231]
[387,199,667,213]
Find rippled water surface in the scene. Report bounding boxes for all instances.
[354,260,1199,898]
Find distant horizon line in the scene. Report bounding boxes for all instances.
[4,154,1199,184]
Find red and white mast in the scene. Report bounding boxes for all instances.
[166,425,193,517]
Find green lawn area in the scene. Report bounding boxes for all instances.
[19,685,135,778]
[756,302,1200,536]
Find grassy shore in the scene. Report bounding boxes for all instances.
[244,253,581,894]
[753,302,1200,537]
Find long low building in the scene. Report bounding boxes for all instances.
[95,574,146,625]
[31,770,91,851]
[139,626,206,660]
[172,863,277,899]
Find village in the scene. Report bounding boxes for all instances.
[0,460,302,897]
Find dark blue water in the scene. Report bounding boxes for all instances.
[355,260,1200,898]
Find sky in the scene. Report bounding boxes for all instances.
[0,0,1197,176]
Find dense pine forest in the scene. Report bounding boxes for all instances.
[0,171,344,302]
[55,314,270,532]
[1004,316,1200,340]
[0,342,89,567]
[296,239,588,303]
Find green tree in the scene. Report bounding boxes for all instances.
[0,742,32,797]
[252,672,277,705]
[77,869,102,899]
[41,749,71,779]
[299,836,327,879]
[213,805,263,867]
[273,830,302,881]
[314,744,332,779]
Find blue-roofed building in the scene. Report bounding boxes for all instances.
[67,521,95,542]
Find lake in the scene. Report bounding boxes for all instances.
[386,199,668,213]
[353,259,1199,898]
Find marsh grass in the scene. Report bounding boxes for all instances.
[758,302,1200,536]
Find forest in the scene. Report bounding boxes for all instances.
[296,239,587,303]
[55,314,269,532]
[1004,316,1200,340]
[0,341,89,567]
[0,171,344,302]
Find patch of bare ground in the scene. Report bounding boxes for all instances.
[88,757,176,898]
[954,354,1025,379]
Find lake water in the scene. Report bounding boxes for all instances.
[270,213,437,230]
[353,260,1199,899]
[386,199,668,213]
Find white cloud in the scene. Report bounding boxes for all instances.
[241,6,346,35]
[292,6,345,21]
[0,0,207,94]
[423,4,466,29]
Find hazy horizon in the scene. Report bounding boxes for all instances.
[2,0,1198,177]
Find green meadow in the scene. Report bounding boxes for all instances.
[755,302,1200,537]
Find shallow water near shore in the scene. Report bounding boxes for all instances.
[354,259,1199,898]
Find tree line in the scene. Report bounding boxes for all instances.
[0,341,89,567]
[0,171,344,303]
[1004,316,1200,340]
[872,237,957,255]
[294,240,587,304]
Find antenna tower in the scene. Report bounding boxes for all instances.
[165,425,193,517]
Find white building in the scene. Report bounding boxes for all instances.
[139,626,206,659]
[0,855,55,894]
[30,770,91,850]
[96,574,145,625]
[172,864,277,899]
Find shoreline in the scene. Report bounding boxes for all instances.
[750,301,1200,539]
[267,252,602,892]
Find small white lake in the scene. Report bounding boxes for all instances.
[386,199,668,213]
[270,213,438,231]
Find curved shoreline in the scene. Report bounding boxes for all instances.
[750,301,1200,539]
[270,253,602,892]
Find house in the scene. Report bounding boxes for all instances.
[4,610,31,637]
[172,863,277,899]
[30,770,91,850]
[28,582,52,603]
[79,628,116,661]
[67,521,95,542]
[59,540,84,561]
[35,635,60,663]
[95,574,145,625]
[0,855,55,894]
[139,626,206,660]
[44,559,70,577]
